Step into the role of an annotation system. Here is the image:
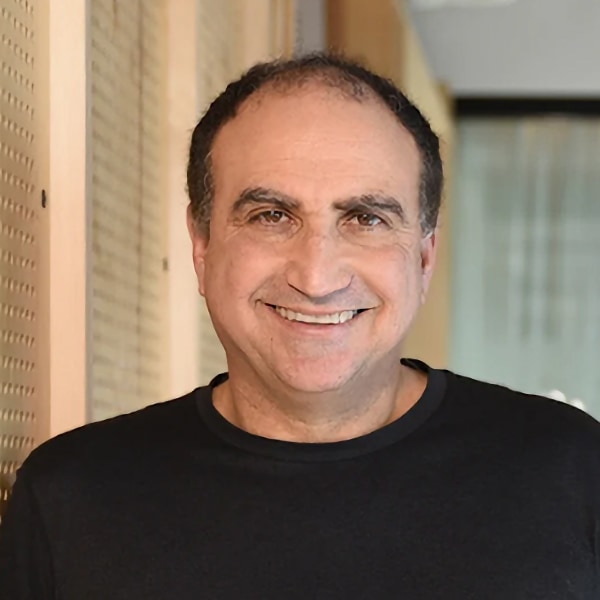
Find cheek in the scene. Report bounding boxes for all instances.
[204,238,278,301]
[370,246,424,317]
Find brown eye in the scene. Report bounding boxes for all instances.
[353,213,384,227]
[253,210,288,225]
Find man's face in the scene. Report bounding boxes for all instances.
[189,85,437,394]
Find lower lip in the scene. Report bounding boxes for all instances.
[265,305,363,334]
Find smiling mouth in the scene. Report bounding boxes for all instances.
[266,304,367,325]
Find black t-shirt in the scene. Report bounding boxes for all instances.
[1,360,599,599]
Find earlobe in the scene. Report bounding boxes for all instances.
[186,204,209,297]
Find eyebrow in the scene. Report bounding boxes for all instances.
[333,194,408,225]
[232,187,408,225]
[232,187,300,214]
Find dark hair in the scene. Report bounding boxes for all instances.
[187,53,443,235]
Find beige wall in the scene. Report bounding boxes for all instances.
[328,0,406,82]
[48,0,89,436]
[166,0,202,400]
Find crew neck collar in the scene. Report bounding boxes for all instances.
[195,359,446,462]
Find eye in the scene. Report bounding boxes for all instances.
[350,213,385,228]
[251,210,289,225]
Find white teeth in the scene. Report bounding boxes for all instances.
[274,307,359,324]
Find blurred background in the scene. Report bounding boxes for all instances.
[1,0,599,518]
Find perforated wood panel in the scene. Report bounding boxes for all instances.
[90,0,167,421]
[0,0,44,522]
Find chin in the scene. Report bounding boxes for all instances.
[273,361,359,394]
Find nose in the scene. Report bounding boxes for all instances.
[284,228,353,300]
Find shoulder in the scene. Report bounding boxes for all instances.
[443,369,600,449]
[19,388,210,489]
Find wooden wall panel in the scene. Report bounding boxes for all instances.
[89,0,168,420]
[0,0,49,521]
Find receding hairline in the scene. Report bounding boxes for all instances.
[232,66,390,117]
[255,64,372,96]
[210,72,416,165]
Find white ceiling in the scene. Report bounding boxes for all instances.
[409,0,600,96]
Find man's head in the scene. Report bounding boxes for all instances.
[186,53,443,395]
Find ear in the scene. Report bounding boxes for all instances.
[186,204,209,297]
[419,228,438,303]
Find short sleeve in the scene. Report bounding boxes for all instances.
[0,468,55,599]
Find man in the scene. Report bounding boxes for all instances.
[1,53,599,599]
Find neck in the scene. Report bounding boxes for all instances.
[211,363,427,443]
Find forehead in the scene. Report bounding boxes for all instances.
[210,85,421,206]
